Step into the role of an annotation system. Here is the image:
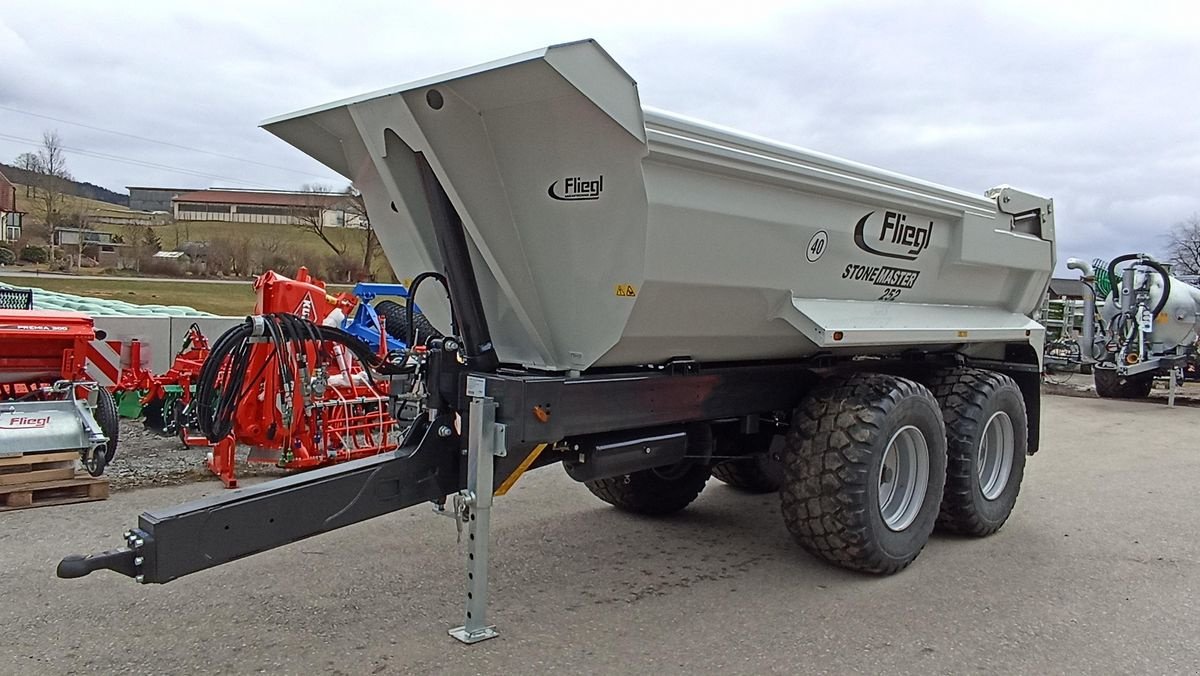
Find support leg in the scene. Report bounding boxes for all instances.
[1169,368,1177,408]
[207,436,238,488]
[449,396,500,644]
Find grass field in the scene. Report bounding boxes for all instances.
[111,221,385,278]
[15,186,122,225]
[156,220,377,270]
[16,184,385,277]
[0,275,259,316]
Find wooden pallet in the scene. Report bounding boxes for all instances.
[0,450,80,486]
[0,452,108,511]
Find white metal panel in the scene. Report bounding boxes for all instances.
[263,40,1054,372]
[168,317,244,357]
[92,317,172,373]
[787,299,1042,348]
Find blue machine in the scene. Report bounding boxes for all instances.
[340,282,414,352]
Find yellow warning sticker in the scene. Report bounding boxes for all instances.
[615,284,637,297]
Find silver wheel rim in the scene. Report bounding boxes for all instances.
[878,425,930,531]
[977,411,1014,501]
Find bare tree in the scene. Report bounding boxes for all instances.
[35,131,72,231]
[251,234,285,273]
[249,234,306,275]
[206,233,255,277]
[13,152,40,197]
[1165,213,1200,275]
[288,183,345,255]
[342,187,378,276]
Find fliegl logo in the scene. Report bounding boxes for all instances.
[0,415,51,430]
[548,175,604,201]
[853,210,933,261]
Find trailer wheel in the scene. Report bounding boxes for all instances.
[95,387,120,464]
[1093,368,1153,399]
[927,368,1027,536]
[375,300,442,346]
[711,432,783,493]
[584,462,711,515]
[780,373,946,574]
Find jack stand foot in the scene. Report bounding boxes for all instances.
[448,396,503,645]
[207,438,239,488]
[448,625,498,644]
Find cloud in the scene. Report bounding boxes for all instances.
[1,0,1197,272]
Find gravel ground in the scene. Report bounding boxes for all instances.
[105,419,285,491]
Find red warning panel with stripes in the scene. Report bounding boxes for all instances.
[84,340,127,387]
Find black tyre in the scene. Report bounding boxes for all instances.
[711,432,783,493]
[96,387,120,463]
[172,397,192,446]
[584,461,711,515]
[1093,368,1153,399]
[781,373,946,575]
[927,368,1027,536]
[375,299,442,346]
[141,396,165,432]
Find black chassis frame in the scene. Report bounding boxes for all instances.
[57,357,812,583]
[58,352,1039,585]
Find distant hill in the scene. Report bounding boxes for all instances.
[0,162,128,207]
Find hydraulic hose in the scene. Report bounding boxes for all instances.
[1107,254,1172,321]
[193,315,385,443]
[194,319,254,442]
[1142,258,1172,319]
[404,271,451,351]
[1105,254,1139,303]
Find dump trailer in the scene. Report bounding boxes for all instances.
[59,40,1055,643]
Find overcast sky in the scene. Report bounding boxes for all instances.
[1,0,1197,271]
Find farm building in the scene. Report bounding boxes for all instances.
[53,227,128,267]
[90,205,169,227]
[127,186,197,213]
[0,170,25,243]
[171,188,366,228]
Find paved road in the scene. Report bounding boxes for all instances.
[2,394,1197,674]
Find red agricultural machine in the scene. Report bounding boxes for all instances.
[163,268,414,487]
[114,325,211,443]
[0,288,118,475]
